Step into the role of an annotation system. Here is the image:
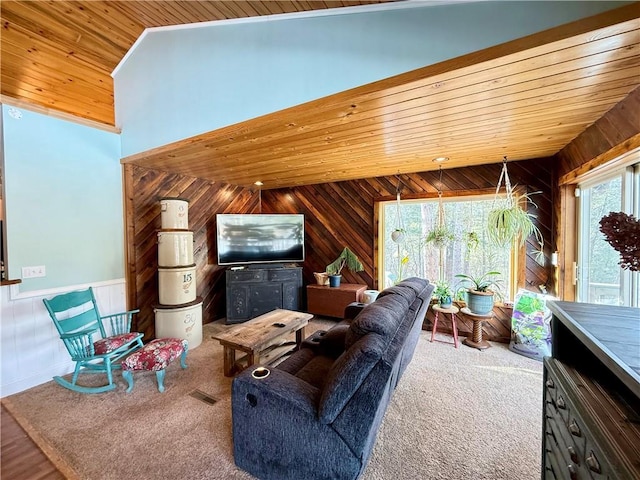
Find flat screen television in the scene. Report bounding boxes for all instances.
[216,214,305,266]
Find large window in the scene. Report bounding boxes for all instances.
[577,159,639,307]
[380,195,514,299]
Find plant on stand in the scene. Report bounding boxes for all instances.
[326,247,364,288]
[433,281,454,308]
[454,270,504,315]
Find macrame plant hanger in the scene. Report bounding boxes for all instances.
[437,166,446,280]
[391,176,408,283]
[493,156,515,210]
[391,176,406,244]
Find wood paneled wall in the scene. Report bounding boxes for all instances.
[263,158,555,342]
[263,159,555,290]
[123,164,258,339]
[552,87,640,302]
[556,87,640,182]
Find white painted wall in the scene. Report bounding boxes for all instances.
[0,280,127,397]
[2,105,124,292]
[114,1,631,157]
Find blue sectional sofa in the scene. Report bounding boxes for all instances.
[231,277,434,480]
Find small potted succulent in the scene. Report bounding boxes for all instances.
[433,281,454,308]
[325,247,364,287]
[454,270,504,315]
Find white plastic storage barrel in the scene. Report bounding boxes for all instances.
[160,198,189,230]
[158,264,197,305]
[154,298,203,349]
[157,230,194,267]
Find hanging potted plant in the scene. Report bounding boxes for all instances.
[463,231,480,252]
[425,182,456,249]
[487,157,544,255]
[454,271,503,315]
[425,224,456,249]
[326,247,364,288]
[391,228,406,244]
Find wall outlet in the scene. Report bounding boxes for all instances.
[22,265,46,278]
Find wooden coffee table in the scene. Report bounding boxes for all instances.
[211,309,312,376]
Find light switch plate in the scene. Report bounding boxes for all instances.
[22,265,46,278]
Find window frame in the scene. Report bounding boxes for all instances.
[576,160,639,307]
[375,188,523,300]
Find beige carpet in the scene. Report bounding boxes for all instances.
[3,319,543,480]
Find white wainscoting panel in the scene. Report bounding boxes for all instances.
[0,279,127,397]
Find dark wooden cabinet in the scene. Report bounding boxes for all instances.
[543,301,640,480]
[225,267,303,324]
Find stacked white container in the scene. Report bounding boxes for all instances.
[154,198,203,349]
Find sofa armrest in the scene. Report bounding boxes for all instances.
[343,301,366,322]
[233,365,362,480]
[233,365,319,416]
[302,325,349,359]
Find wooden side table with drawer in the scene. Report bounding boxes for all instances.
[306,283,367,318]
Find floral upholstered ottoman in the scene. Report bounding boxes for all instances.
[122,338,188,393]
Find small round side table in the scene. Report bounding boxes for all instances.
[460,307,492,350]
[431,304,459,348]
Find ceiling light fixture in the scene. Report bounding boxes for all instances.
[254,181,263,186]
[432,156,449,163]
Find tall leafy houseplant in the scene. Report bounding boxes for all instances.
[455,271,504,315]
[487,158,544,263]
[326,247,364,287]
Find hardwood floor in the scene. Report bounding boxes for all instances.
[1,404,64,480]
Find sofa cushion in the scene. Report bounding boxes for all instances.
[344,295,407,349]
[276,347,317,375]
[318,333,386,424]
[293,355,335,390]
[317,324,349,358]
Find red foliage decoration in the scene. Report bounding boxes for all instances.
[599,212,640,272]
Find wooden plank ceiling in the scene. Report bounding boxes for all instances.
[123,4,640,188]
[0,0,392,126]
[2,2,640,189]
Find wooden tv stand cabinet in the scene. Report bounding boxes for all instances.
[225,266,303,324]
[307,283,367,318]
[542,301,639,480]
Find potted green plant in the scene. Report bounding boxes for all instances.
[325,247,364,287]
[433,281,454,308]
[425,224,456,249]
[454,270,503,315]
[487,158,543,252]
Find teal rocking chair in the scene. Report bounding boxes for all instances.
[43,287,144,394]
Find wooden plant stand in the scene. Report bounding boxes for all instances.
[460,307,492,350]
